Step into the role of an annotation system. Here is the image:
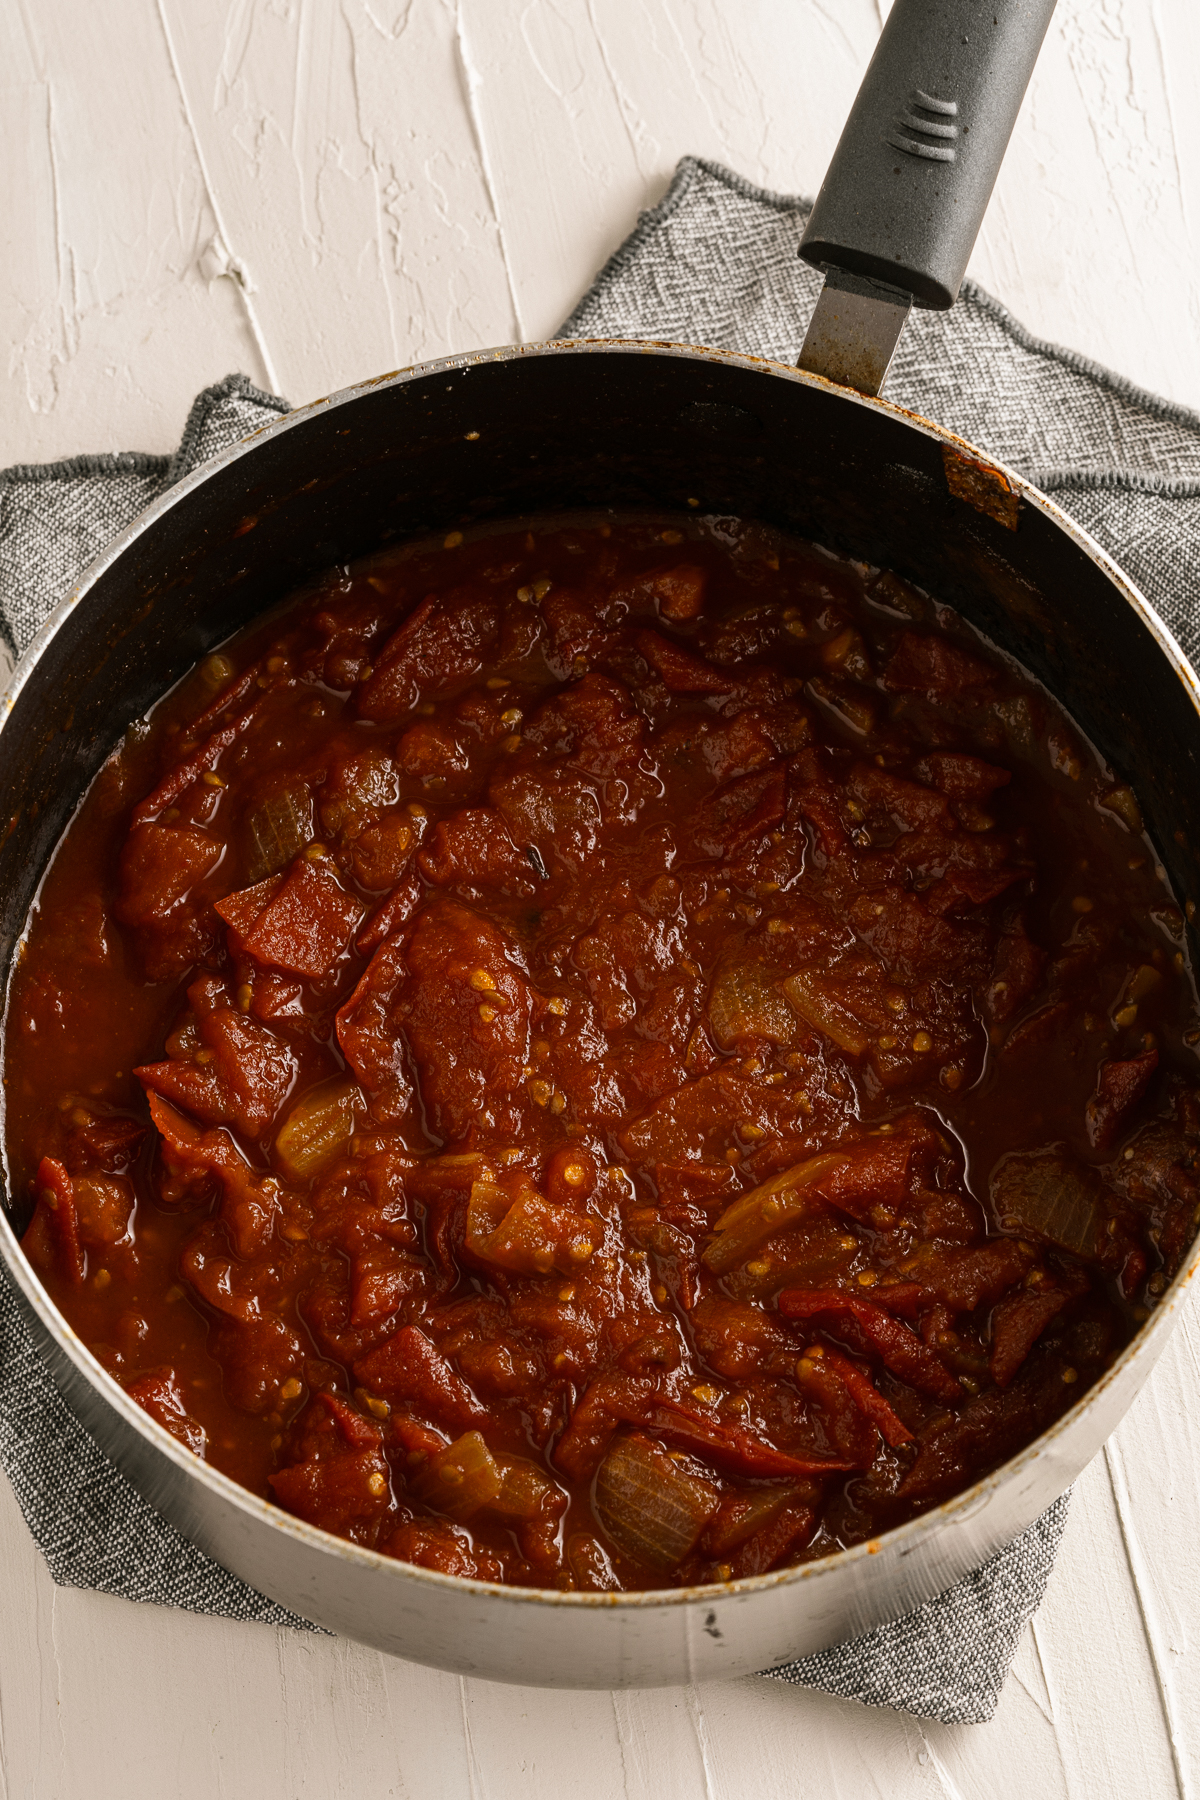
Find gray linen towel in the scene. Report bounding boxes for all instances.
[3,155,1198,1722]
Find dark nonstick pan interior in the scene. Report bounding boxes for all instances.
[2,343,1198,1236]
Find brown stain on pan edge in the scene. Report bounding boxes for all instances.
[943,445,1023,530]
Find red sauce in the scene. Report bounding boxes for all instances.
[8,513,1199,1591]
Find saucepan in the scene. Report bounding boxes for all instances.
[2,0,1198,1688]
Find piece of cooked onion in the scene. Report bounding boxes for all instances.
[465,1179,512,1255]
[413,1430,504,1521]
[594,1432,719,1571]
[783,969,889,1057]
[989,1148,1104,1260]
[566,1532,623,1591]
[467,1184,603,1276]
[491,1455,565,1521]
[246,784,314,881]
[706,957,797,1051]
[705,1485,795,1556]
[703,1153,847,1275]
[273,1079,366,1181]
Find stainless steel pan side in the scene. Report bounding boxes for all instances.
[2,341,1198,1688]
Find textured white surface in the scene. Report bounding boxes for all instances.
[2,3,1200,1796]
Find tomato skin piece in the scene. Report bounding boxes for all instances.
[723,1499,819,1579]
[124,1368,208,1458]
[354,1326,489,1437]
[1086,1049,1159,1153]
[524,673,649,788]
[25,1157,85,1284]
[817,1140,913,1219]
[693,768,787,859]
[552,1376,626,1482]
[633,629,736,694]
[916,752,1012,801]
[148,1092,280,1258]
[357,590,501,722]
[635,1393,855,1479]
[792,750,851,859]
[218,858,364,979]
[986,918,1047,1023]
[553,1373,855,1484]
[388,1413,451,1464]
[356,871,423,956]
[867,1281,926,1317]
[847,763,956,836]
[23,1155,135,1284]
[815,1347,916,1449]
[882,631,995,696]
[779,1288,964,1404]
[130,703,263,828]
[874,1240,1033,1314]
[988,1272,1088,1388]
[137,1002,297,1140]
[335,935,414,1124]
[339,899,536,1142]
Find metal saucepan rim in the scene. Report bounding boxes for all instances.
[2,337,1197,1616]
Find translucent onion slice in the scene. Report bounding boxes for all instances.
[566,1532,623,1591]
[594,1433,719,1571]
[466,1181,602,1276]
[783,969,889,1057]
[989,1149,1104,1261]
[705,1485,795,1557]
[273,1079,366,1182]
[491,1455,565,1521]
[246,784,313,882]
[465,1179,511,1254]
[413,1430,504,1521]
[702,1153,847,1274]
[706,957,797,1051]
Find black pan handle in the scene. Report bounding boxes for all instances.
[800,0,1058,311]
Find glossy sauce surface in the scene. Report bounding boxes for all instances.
[9,514,1200,1591]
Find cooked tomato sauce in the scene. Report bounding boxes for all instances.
[8,513,1200,1591]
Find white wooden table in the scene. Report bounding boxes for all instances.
[3,4,1200,1795]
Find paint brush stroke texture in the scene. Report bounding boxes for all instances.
[1,0,1198,465]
